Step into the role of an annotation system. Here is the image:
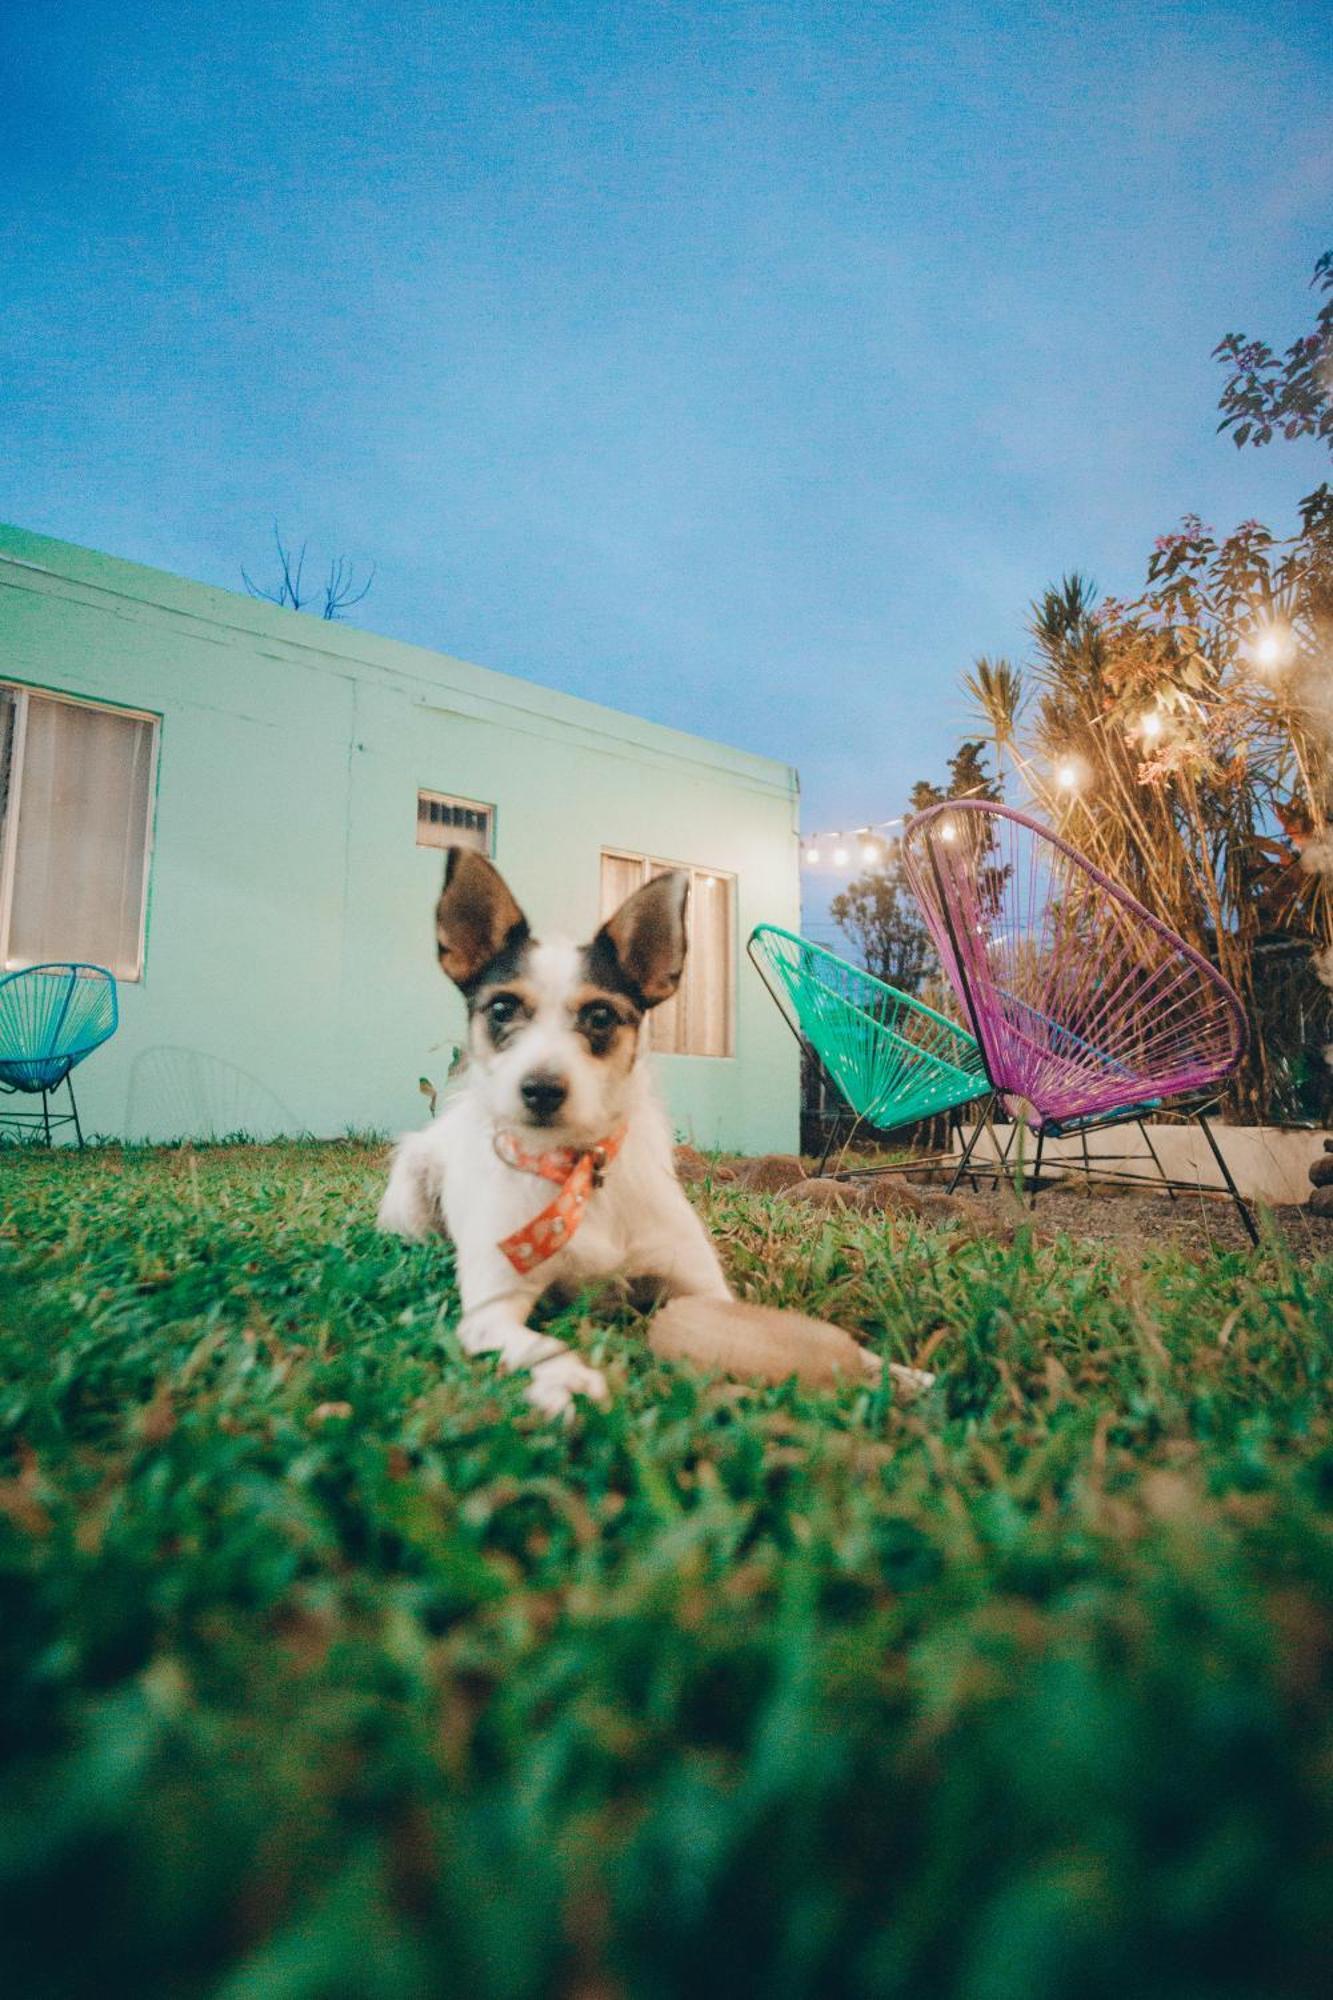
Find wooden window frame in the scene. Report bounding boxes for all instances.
[0,680,160,982]
[600,849,736,1059]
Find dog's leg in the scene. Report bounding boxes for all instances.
[454,1233,610,1417]
[378,1134,446,1240]
[457,1299,610,1417]
[635,1186,733,1302]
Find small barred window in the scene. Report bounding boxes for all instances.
[416,792,493,854]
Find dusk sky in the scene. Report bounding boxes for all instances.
[5,0,1330,905]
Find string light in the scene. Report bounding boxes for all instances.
[1252,624,1291,674]
[1056,760,1080,791]
[1140,710,1163,741]
[799,782,995,863]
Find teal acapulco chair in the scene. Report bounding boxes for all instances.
[0,963,118,1147]
[747,925,990,1167]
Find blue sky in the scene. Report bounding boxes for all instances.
[4,0,1330,910]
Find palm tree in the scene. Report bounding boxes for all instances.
[962,654,1025,788]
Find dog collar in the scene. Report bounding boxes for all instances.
[493,1124,627,1276]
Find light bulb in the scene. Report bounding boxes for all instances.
[805,847,820,865]
[1254,627,1286,670]
[833,846,849,867]
[1141,710,1163,741]
[860,842,878,865]
[1056,761,1080,791]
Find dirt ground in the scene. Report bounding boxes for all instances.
[910,1171,1333,1257]
[690,1147,1330,1259]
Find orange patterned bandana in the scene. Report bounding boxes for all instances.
[493,1125,627,1276]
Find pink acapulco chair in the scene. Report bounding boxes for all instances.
[900,801,1257,1242]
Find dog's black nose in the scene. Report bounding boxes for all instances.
[520,1072,569,1123]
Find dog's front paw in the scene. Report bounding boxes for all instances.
[858,1349,936,1398]
[886,1360,936,1398]
[525,1350,610,1419]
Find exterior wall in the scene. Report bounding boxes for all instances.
[0,525,800,1152]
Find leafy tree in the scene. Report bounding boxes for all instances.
[1214,250,1332,460]
[954,511,1333,1116]
[937,250,1333,1118]
[829,840,934,993]
[906,740,1003,817]
[833,744,1001,993]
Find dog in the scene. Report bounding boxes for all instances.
[377,848,732,1416]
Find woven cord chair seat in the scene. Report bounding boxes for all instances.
[0,964,118,1097]
[900,803,1246,1131]
[747,925,989,1131]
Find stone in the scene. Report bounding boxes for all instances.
[1309,1183,1333,1217]
[912,1187,972,1222]
[732,1153,808,1192]
[649,1295,933,1398]
[851,1175,929,1217]
[672,1145,737,1185]
[778,1174,951,1220]
[778,1176,858,1211]
[1308,1155,1333,1188]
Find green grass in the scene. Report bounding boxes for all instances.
[3,1141,1333,1999]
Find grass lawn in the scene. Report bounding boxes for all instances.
[3,1141,1333,1998]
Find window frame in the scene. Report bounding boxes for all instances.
[415,788,496,856]
[0,679,161,983]
[600,848,737,1059]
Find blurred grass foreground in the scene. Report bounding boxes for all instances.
[3,1140,1333,1997]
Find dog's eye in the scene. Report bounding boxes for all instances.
[580,1002,619,1036]
[485,994,522,1027]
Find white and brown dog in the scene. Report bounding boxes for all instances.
[378,849,731,1416]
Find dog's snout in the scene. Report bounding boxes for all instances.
[520,1071,569,1123]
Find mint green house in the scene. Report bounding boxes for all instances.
[0,525,800,1151]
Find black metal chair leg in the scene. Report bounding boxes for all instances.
[1030,1129,1045,1208]
[988,1116,1020,1194]
[947,1097,993,1194]
[1196,1113,1259,1246]
[67,1073,84,1150]
[949,1108,981,1192]
[1080,1125,1092,1195]
[41,1090,51,1145]
[816,1118,838,1177]
[1136,1119,1176,1202]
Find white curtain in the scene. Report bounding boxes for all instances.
[6,693,155,978]
[599,852,646,914]
[690,874,733,1058]
[599,853,733,1057]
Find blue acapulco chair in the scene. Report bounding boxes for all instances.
[747,925,990,1171]
[0,964,119,1147]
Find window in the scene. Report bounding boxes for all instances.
[416,790,493,854]
[0,684,157,981]
[600,851,734,1057]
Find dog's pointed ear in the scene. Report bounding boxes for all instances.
[594,870,690,1007]
[435,848,529,991]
